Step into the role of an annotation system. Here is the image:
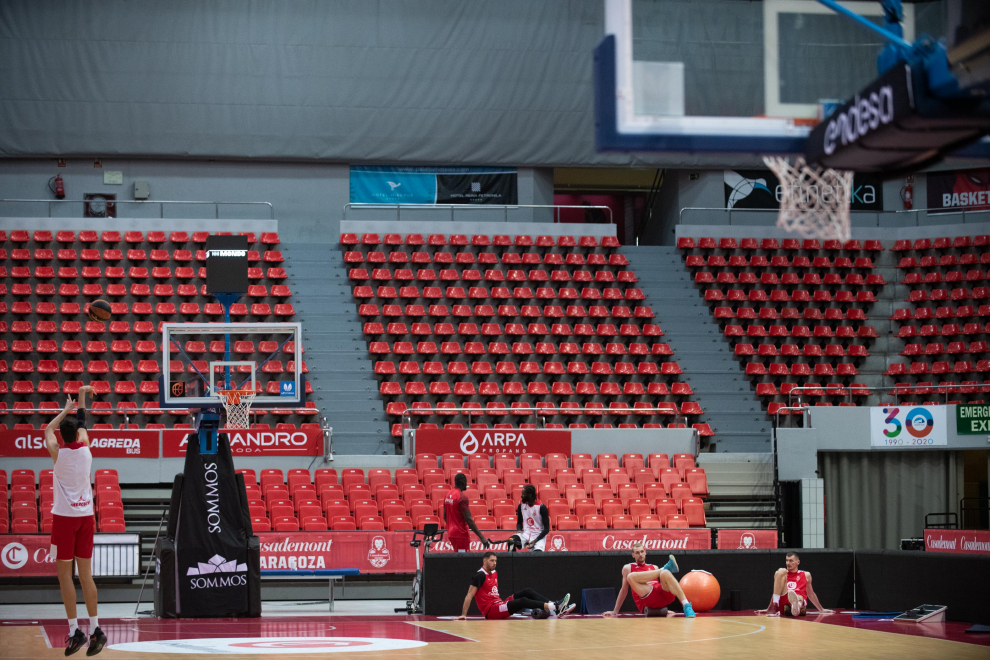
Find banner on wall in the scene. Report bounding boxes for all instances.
[724,169,883,211]
[0,428,322,458]
[926,168,990,212]
[258,529,711,573]
[415,429,571,457]
[869,405,947,447]
[0,429,160,458]
[163,428,323,457]
[350,166,517,205]
[924,529,990,554]
[716,529,778,549]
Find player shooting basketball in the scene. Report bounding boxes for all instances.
[45,386,107,656]
[603,544,696,618]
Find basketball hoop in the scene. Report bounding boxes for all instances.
[763,156,854,242]
[218,389,256,429]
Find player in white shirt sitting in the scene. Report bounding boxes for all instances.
[510,485,550,551]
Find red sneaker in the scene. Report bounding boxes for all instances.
[765,601,781,617]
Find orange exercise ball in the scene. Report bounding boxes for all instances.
[679,570,720,612]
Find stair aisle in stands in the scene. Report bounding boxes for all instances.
[620,245,769,452]
[281,243,392,453]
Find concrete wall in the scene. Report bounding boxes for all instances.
[0,159,555,244]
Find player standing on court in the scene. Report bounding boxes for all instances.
[758,551,834,617]
[603,543,695,618]
[511,484,550,551]
[45,386,107,656]
[444,473,490,552]
[455,552,574,620]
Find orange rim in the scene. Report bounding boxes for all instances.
[219,389,255,405]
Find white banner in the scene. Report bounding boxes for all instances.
[870,406,947,447]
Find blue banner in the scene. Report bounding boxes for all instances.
[350,166,516,205]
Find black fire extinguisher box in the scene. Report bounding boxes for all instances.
[154,433,261,617]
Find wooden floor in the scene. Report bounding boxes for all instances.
[1,614,987,659]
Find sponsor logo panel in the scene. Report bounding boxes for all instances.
[164,428,322,457]
[925,529,990,554]
[0,537,57,576]
[416,429,571,457]
[0,429,160,458]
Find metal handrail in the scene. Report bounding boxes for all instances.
[785,383,963,407]
[8,406,317,431]
[678,206,990,226]
[343,203,614,225]
[774,405,813,429]
[0,198,275,219]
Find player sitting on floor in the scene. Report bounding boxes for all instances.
[455,551,575,620]
[758,551,834,617]
[509,485,550,551]
[603,543,695,618]
[444,473,490,552]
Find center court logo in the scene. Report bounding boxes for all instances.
[108,637,429,655]
[2,543,28,570]
[367,536,390,568]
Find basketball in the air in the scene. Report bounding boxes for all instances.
[88,299,112,322]
[679,570,720,612]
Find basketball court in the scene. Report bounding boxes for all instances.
[1,611,988,659]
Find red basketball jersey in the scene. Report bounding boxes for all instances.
[444,488,470,540]
[785,570,807,599]
[627,561,659,610]
[473,568,502,614]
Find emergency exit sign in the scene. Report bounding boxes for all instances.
[956,404,990,433]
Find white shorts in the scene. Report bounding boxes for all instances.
[517,529,546,551]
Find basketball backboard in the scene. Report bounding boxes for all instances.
[161,322,304,407]
[595,0,920,154]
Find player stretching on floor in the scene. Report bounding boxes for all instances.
[603,543,696,618]
[758,551,834,617]
[455,552,574,620]
[510,485,550,551]
[46,387,107,656]
[444,473,490,552]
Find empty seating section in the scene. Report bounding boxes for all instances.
[0,468,124,533]
[238,452,709,532]
[0,230,315,426]
[678,237,884,416]
[340,233,708,435]
[888,234,990,403]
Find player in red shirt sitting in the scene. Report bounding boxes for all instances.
[758,551,834,617]
[455,552,575,620]
[603,542,695,618]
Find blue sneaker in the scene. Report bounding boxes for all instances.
[682,602,696,618]
[662,554,679,574]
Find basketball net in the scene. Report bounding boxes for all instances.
[763,156,854,242]
[218,389,256,429]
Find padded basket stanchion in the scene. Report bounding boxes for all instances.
[219,389,256,429]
